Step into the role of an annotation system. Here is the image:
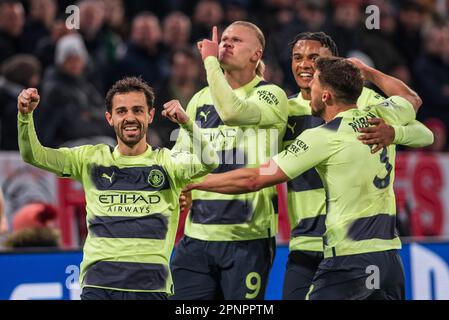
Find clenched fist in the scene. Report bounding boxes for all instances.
[162,99,189,124]
[18,88,40,114]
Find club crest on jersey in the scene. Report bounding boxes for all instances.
[148,169,165,188]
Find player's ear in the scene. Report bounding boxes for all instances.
[105,111,113,126]
[148,107,155,124]
[322,90,332,104]
[251,49,263,63]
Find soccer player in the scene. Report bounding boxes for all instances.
[170,22,288,300]
[185,57,422,299]
[282,32,434,300]
[17,77,219,300]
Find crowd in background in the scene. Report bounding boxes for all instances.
[0,0,448,152]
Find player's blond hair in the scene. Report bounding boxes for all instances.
[228,21,266,78]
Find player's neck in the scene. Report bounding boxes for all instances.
[224,68,257,89]
[300,88,311,100]
[117,139,148,156]
[324,104,357,122]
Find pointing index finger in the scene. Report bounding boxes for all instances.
[212,26,218,43]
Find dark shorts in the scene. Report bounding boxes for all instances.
[80,287,168,300]
[282,250,323,300]
[170,235,276,300]
[308,249,405,300]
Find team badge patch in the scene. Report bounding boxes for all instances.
[148,169,165,188]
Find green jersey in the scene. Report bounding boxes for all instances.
[283,88,433,252]
[274,96,416,258]
[18,113,218,294]
[175,56,288,241]
[283,88,386,251]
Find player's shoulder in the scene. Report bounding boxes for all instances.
[189,87,210,106]
[364,96,413,112]
[251,80,288,111]
[319,116,344,132]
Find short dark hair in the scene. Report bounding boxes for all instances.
[289,31,339,57]
[315,57,363,105]
[105,77,155,113]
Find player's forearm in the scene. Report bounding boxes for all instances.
[363,67,422,111]
[392,120,434,148]
[204,56,261,125]
[191,168,261,194]
[181,118,219,173]
[18,112,67,175]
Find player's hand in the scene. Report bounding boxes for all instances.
[162,100,189,124]
[358,118,395,153]
[179,191,192,212]
[197,26,219,61]
[17,88,40,114]
[347,57,372,81]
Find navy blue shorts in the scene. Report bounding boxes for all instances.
[80,287,168,300]
[308,249,405,300]
[170,236,276,300]
[282,250,323,300]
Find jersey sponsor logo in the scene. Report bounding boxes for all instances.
[101,172,114,184]
[195,104,224,128]
[348,112,376,132]
[283,115,324,141]
[99,193,161,205]
[287,121,297,135]
[285,138,309,156]
[148,169,165,188]
[199,110,211,122]
[257,90,279,105]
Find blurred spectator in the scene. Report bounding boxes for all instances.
[162,11,192,53]
[259,0,295,32]
[328,0,364,57]
[424,118,447,151]
[190,0,224,42]
[33,15,72,69]
[108,12,169,90]
[413,22,449,128]
[103,0,128,40]
[0,54,41,150]
[20,0,57,54]
[0,0,25,63]
[36,33,112,147]
[79,0,112,92]
[266,0,328,92]
[360,1,412,84]
[149,47,204,148]
[0,188,7,235]
[394,0,427,66]
[223,1,249,24]
[3,202,60,248]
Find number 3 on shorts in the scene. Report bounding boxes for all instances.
[245,272,261,299]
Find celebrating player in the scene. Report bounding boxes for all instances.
[17,77,219,300]
[170,22,288,300]
[282,32,433,299]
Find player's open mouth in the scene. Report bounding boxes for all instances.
[298,72,313,80]
[123,126,140,135]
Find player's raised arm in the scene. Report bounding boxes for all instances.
[348,58,422,112]
[162,99,219,180]
[17,88,80,177]
[198,25,287,126]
